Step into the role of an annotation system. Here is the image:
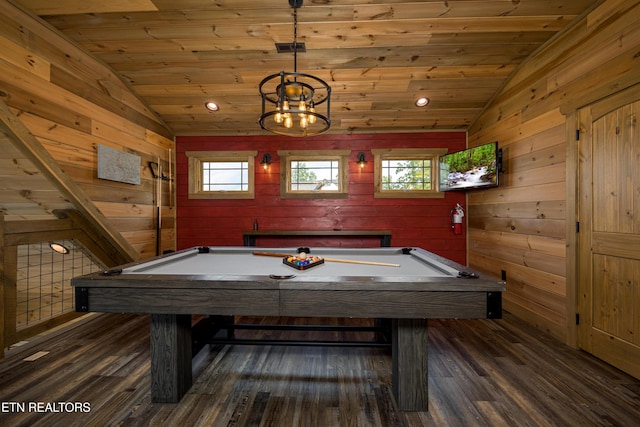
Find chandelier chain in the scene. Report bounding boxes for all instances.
[293,5,298,73]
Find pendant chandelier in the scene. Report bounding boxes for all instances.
[258,0,331,137]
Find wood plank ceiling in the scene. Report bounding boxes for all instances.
[12,0,601,136]
[1,0,601,222]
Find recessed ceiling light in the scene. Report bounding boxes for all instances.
[205,101,219,112]
[415,97,430,107]
[49,242,70,254]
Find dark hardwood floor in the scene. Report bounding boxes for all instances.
[1,312,639,426]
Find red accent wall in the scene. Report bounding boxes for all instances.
[176,133,467,264]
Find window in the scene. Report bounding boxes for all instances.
[278,150,350,198]
[372,148,446,198]
[186,151,257,199]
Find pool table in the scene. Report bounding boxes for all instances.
[71,246,504,411]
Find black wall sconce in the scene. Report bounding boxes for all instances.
[261,153,272,170]
[356,152,367,169]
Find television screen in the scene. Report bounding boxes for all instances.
[439,142,500,191]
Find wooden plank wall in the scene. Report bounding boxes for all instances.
[466,0,640,343]
[176,133,468,265]
[0,1,176,259]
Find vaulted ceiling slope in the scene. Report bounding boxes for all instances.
[12,0,601,136]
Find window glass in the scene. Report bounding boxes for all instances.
[381,159,432,191]
[202,161,249,191]
[290,160,340,191]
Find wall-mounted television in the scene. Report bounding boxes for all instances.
[439,141,501,191]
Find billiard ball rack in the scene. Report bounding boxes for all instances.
[283,254,325,270]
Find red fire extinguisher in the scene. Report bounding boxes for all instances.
[450,203,465,235]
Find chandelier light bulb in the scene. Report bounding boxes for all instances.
[274,106,283,123]
[284,115,293,128]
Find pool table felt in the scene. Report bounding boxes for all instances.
[124,247,459,277]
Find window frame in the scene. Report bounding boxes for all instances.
[372,148,446,198]
[278,149,350,199]
[186,150,257,199]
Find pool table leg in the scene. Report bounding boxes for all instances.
[150,314,192,403]
[392,318,428,411]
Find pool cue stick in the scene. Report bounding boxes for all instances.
[156,156,162,256]
[252,251,400,267]
[168,148,173,209]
